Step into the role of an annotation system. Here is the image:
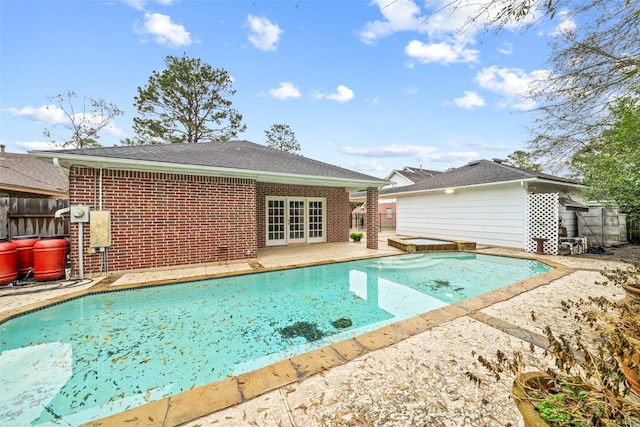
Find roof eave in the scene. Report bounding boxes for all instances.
[0,183,68,198]
[386,177,584,197]
[31,152,387,191]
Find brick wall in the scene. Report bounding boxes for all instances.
[68,169,352,276]
[256,183,350,247]
[69,168,257,276]
[366,187,379,249]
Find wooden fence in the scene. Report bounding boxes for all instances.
[0,198,70,239]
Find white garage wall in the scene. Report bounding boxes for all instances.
[395,184,528,248]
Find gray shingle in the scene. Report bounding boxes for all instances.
[34,140,380,182]
[0,152,68,195]
[381,159,579,195]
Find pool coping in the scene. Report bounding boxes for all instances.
[387,235,477,253]
[2,251,571,427]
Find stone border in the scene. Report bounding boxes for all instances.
[79,255,570,427]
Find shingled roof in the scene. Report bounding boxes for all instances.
[30,140,387,190]
[382,159,580,195]
[0,148,68,198]
[385,166,441,184]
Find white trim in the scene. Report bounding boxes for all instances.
[306,197,326,244]
[31,153,387,191]
[287,197,307,244]
[265,196,327,246]
[385,178,583,199]
[265,197,287,247]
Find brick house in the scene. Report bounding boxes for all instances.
[31,141,387,277]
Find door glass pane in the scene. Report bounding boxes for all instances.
[289,200,305,239]
[267,200,285,241]
[308,200,323,238]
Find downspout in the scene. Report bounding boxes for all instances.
[99,168,108,273]
[54,157,84,279]
[52,157,69,181]
[99,168,103,211]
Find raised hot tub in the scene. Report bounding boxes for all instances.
[388,236,476,253]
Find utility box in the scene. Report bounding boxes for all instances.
[90,210,111,248]
[70,205,90,223]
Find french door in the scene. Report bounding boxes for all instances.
[266,197,326,246]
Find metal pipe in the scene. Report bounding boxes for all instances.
[54,206,70,218]
[78,223,84,280]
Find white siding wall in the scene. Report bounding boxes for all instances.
[396,184,528,248]
[558,194,588,237]
[385,172,414,188]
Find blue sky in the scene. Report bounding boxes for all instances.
[0,0,569,178]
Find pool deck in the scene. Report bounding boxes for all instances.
[0,233,633,427]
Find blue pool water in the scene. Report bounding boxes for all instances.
[0,252,552,426]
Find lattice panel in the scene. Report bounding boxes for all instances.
[525,193,559,255]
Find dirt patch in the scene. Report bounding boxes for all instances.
[577,243,640,262]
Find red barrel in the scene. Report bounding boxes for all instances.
[12,234,39,279]
[0,238,18,286]
[33,236,70,281]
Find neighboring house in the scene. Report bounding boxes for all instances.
[379,159,587,255]
[383,166,441,189]
[351,166,440,229]
[0,145,68,198]
[0,145,70,238]
[31,141,387,277]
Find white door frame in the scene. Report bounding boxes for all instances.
[265,196,326,246]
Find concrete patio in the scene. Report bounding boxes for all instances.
[0,233,632,426]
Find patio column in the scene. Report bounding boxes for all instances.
[366,187,378,249]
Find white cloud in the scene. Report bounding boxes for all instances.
[359,0,545,67]
[102,122,124,137]
[5,105,68,125]
[357,0,423,45]
[474,66,550,110]
[5,104,124,137]
[358,0,535,45]
[314,85,355,103]
[463,141,510,150]
[549,10,577,37]
[342,144,478,164]
[14,140,64,151]
[498,42,513,55]
[405,38,479,64]
[121,0,175,11]
[342,144,438,158]
[267,82,301,100]
[247,15,282,51]
[428,151,479,163]
[138,12,191,47]
[453,91,485,108]
[345,160,385,173]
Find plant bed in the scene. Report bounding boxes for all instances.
[512,372,589,427]
[468,305,640,426]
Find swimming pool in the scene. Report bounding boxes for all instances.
[0,252,552,426]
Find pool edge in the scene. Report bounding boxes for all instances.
[78,261,574,427]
